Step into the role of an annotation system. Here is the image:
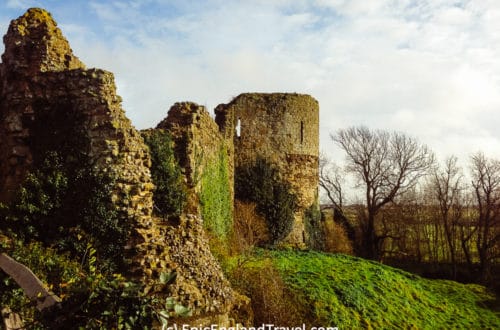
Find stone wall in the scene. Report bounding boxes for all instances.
[0,8,248,325]
[157,102,233,232]
[0,10,248,325]
[0,8,154,232]
[215,93,320,247]
[145,102,244,324]
[0,7,85,202]
[132,214,250,326]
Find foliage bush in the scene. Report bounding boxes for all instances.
[44,271,154,329]
[3,240,82,295]
[232,201,270,253]
[235,158,297,245]
[0,239,191,329]
[1,98,126,271]
[0,241,81,329]
[325,221,354,254]
[199,145,232,239]
[322,208,354,254]
[226,254,307,325]
[304,200,325,250]
[141,129,187,219]
[0,240,85,329]
[2,152,126,271]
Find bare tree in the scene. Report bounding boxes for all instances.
[470,153,500,282]
[332,126,435,260]
[319,153,356,245]
[319,153,345,210]
[458,191,476,270]
[378,187,425,261]
[431,156,464,278]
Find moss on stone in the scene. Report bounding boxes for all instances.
[199,145,232,240]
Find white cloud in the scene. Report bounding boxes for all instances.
[2,0,500,165]
[6,0,37,9]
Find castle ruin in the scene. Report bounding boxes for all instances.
[0,7,320,325]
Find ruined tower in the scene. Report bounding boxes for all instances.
[215,93,319,247]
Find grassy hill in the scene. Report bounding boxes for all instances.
[228,249,500,329]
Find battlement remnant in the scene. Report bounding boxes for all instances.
[1,8,84,74]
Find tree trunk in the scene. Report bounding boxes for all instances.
[478,248,491,283]
[443,220,457,279]
[460,225,474,275]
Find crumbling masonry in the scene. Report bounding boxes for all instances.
[0,8,245,325]
[154,95,320,248]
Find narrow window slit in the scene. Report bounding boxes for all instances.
[236,118,241,137]
[300,121,304,144]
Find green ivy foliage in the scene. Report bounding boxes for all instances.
[235,158,297,245]
[4,154,124,262]
[1,98,126,271]
[0,240,156,329]
[141,129,187,219]
[199,146,232,239]
[0,241,82,324]
[0,239,193,329]
[0,101,193,329]
[45,273,154,330]
[304,200,325,250]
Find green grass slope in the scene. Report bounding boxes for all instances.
[240,250,500,329]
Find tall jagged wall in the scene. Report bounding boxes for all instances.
[0,7,153,231]
[215,93,320,247]
[0,8,84,202]
[145,102,244,324]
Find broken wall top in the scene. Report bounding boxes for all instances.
[1,8,84,77]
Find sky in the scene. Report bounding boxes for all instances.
[2,0,500,170]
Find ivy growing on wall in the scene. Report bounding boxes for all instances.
[1,99,125,272]
[0,103,191,329]
[304,198,325,250]
[141,129,187,219]
[199,145,232,240]
[235,158,297,245]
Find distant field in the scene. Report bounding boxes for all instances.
[232,249,500,329]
